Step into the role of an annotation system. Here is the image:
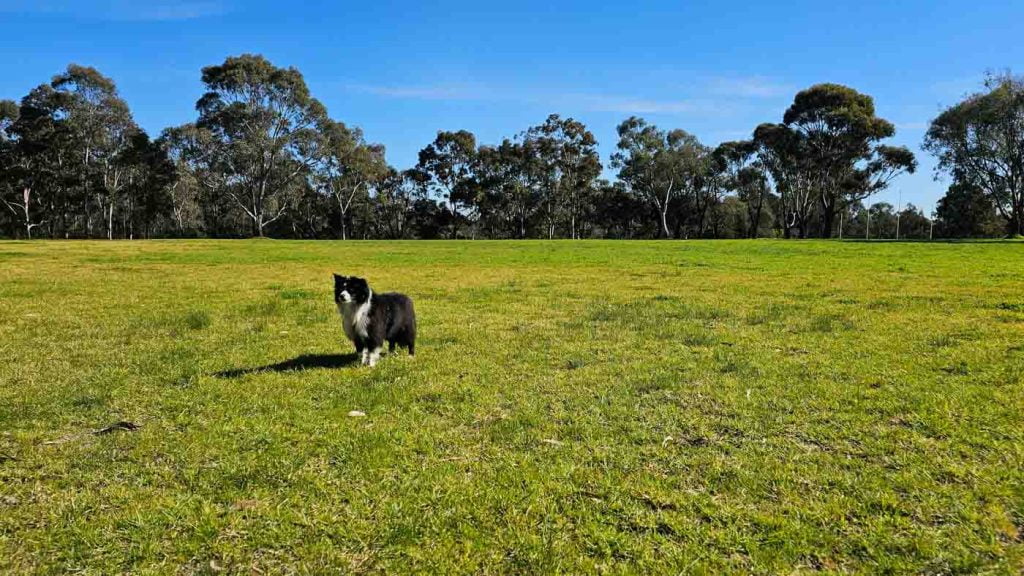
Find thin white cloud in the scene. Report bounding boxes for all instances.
[896,121,929,132]
[573,94,713,115]
[347,84,488,101]
[346,82,736,116]
[0,0,228,21]
[706,76,792,99]
[345,73,794,120]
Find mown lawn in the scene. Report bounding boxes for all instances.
[1,239,1022,574]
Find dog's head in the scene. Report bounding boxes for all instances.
[334,274,370,305]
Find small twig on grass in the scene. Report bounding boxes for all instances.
[43,421,141,445]
[93,421,141,435]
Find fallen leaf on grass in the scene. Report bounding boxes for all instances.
[233,499,262,511]
[348,411,366,417]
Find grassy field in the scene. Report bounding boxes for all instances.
[1,240,1022,574]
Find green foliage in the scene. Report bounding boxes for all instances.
[778,84,917,237]
[194,54,330,237]
[415,130,479,238]
[925,73,1024,236]
[611,117,711,238]
[0,61,1014,242]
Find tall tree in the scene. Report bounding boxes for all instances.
[119,132,177,238]
[3,85,75,238]
[416,130,478,239]
[753,123,817,238]
[524,115,602,239]
[0,99,33,237]
[160,123,236,236]
[314,120,387,240]
[714,140,771,238]
[373,168,427,239]
[48,65,140,239]
[611,117,706,238]
[782,84,916,237]
[195,54,328,237]
[925,73,1024,236]
[477,138,545,239]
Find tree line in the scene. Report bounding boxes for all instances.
[1,55,1020,240]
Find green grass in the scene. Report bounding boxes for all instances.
[1,239,1022,574]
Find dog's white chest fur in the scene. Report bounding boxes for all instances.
[338,296,372,341]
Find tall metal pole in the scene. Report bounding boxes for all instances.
[839,211,844,240]
[866,208,870,241]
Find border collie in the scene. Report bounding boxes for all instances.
[334,274,416,366]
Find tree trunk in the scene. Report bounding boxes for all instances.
[820,207,835,239]
[449,199,458,239]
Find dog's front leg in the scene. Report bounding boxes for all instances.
[368,345,383,367]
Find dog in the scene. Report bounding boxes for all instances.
[334,274,416,366]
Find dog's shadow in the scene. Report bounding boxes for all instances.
[213,353,360,378]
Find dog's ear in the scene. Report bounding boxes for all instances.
[333,273,344,282]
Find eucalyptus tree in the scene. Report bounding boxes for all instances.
[714,140,770,238]
[160,123,235,236]
[0,99,34,237]
[476,138,545,238]
[1,66,138,238]
[157,126,201,234]
[195,54,328,237]
[523,115,601,239]
[687,147,724,238]
[2,85,77,238]
[925,73,1024,236]
[752,123,816,238]
[314,120,387,240]
[612,117,706,238]
[48,65,140,239]
[592,179,646,238]
[415,130,478,238]
[934,180,1004,238]
[118,131,176,238]
[782,83,916,237]
[372,168,426,239]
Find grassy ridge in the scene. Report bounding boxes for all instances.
[1,240,1022,574]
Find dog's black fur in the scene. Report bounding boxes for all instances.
[334,274,416,365]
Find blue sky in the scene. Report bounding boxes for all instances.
[2,0,1021,212]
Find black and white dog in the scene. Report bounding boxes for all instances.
[334,274,416,366]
